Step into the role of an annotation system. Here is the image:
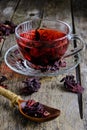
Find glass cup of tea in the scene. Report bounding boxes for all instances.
[15,19,84,70]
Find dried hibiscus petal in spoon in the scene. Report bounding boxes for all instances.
[60,75,84,93]
[20,77,41,95]
[21,100,50,118]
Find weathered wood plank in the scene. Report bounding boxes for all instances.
[73,1,87,129]
[0,0,85,130]
[42,0,84,129]
[12,0,45,24]
[0,0,20,21]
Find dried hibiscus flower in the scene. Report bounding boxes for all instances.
[21,99,50,118]
[60,75,84,93]
[0,20,16,52]
[40,60,66,72]
[0,20,16,36]
[20,77,41,95]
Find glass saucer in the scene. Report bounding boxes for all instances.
[4,45,81,76]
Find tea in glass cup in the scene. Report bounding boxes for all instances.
[15,19,84,70]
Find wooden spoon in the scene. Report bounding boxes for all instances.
[0,86,60,122]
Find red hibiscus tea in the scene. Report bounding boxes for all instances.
[16,28,69,69]
[15,19,73,70]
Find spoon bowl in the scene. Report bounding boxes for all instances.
[0,86,60,122]
[18,99,60,122]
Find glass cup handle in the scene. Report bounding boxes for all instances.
[63,34,85,59]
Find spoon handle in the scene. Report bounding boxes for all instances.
[0,86,22,106]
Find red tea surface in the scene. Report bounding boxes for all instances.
[17,29,69,68]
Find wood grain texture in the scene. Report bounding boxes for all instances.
[0,0,85,130]
[73,1,87,129]
[0,0,20,21]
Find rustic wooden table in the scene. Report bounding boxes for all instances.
[0,0,87,130]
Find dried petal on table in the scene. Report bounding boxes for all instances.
[60,75,84,93]
[0,20,16,36]
[20,77,41,95]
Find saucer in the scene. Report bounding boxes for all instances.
[4,45,81,76]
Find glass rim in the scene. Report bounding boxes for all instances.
[15,19,72,42]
